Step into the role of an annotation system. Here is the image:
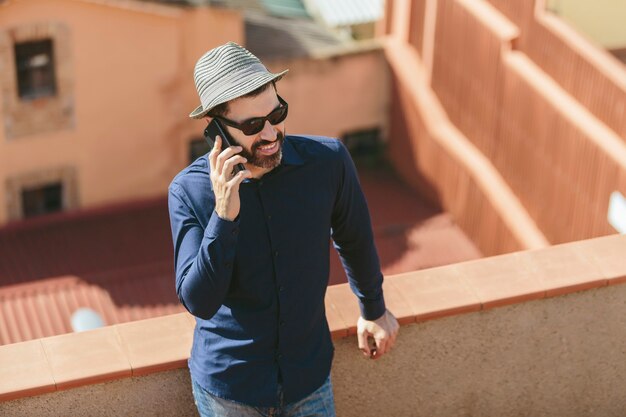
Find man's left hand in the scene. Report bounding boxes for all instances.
[356,309,399,360]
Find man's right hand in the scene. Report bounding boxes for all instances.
[208,135,251,221]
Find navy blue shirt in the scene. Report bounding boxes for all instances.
[167,135,385,407]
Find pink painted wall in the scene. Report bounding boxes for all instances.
[384,0,625,250]
[268,44,389,142]
[0,0,243,224]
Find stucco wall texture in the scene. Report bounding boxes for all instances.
[3,282,626,416]
[0,368,197,417]
[332,282,626,417]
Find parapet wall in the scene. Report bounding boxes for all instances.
[334,279,626,416]
[1,234,625,416]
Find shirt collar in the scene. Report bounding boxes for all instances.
[280,136,305,166]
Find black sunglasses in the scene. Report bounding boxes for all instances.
[213,95,288,136]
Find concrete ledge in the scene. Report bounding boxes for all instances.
[0,234,624,405]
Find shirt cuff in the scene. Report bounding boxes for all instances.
[205,211,241,245]
[359,297,386,321]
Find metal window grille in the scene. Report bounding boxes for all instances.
[14,39,57,100]
[21,182,63,218]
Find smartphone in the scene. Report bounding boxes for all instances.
[204,119,246,174]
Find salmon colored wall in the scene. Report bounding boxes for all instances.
[0,2,389,226]
[0,0,243,225]
[267,44,389,142]
[385,0,625,249]
[485,0,626,139]
[385,40,547,256]
[428,0,626,244]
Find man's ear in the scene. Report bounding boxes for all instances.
[204,116,213,124]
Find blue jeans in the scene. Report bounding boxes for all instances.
[191,376,336,417]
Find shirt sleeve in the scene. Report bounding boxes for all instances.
[330,142,386,321]
[168,183,239,320]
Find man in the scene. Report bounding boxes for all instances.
[168,42,399,417]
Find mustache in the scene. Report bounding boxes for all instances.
[252,131,285,152]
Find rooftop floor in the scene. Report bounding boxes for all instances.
[330,166,481,283]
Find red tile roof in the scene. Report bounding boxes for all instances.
[0,168,481,345]
[0,197,179,345]
[0,197,173,285]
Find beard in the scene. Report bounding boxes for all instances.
[234,131,285,170]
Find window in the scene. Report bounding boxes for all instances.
[21,182,63,218]
[6,167,77,221]
[342,128,382,156]
[2,23,74,138]
[14,39,57,100]
[342,128,384,167]
[189,137,211,163]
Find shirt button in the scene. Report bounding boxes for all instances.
[259,181,264,186]
[280,321,286,327]
[277,354,283,360]
[225,262,232,268]
[279,286,285,292]
[232,228,239,235]
[267,214,272,220]
[274,250,279,258]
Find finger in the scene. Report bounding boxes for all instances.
[372,337,387,359]
[215,146,242,175]
[227,169,252,189]
[215,145,241,175]
[208,135,222,173]
[222,155,248,179]
[357,331,370,358]
[369,337,378,359]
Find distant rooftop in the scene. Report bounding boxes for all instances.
[127,0,304,15]
[244,11,343,59]
[0,197,178,345]
[134,0,347,59]
[304,0,384,27]
[215,0,309,18]
[258,0,308,18]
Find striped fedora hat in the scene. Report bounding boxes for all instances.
[189,42,289,119]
